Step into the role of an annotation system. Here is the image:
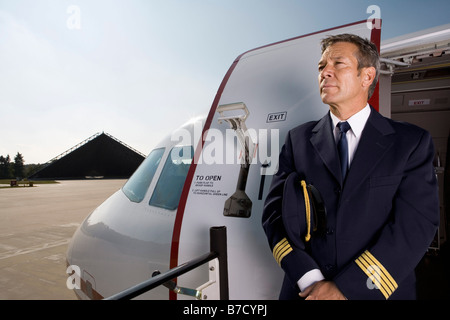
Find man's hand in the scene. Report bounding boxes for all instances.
[299,280,347,300]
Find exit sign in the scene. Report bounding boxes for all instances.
[408,99,431,106]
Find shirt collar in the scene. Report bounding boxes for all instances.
[330,104,371,139]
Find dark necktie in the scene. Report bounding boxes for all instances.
[337,121,351,180]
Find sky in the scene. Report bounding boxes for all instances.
[1,0,449,164]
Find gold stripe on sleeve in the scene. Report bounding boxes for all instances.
[355,250,398,299]
[273,238,292,265]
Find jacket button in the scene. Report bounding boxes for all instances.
[334,187,341,195]
[326,228,334,235]
[325,264,336,271]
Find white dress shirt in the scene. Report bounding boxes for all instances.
[297,104,371,292]
[330,104,371,166]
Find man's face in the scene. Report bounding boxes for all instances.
[318,42,367,108]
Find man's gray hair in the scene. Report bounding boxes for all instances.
[320,33,380,99]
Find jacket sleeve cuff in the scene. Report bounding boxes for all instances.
[334,250,398,300]
[273,237,319,287]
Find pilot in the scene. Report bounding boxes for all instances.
[262,33,439,300]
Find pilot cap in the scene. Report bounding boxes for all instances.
[282,172,327,249]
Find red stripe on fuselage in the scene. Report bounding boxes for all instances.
[368,19,382,111]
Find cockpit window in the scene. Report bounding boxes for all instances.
[149,146,193,210]
[122,148,165,202]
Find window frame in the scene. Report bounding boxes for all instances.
[149,145,193,211]
[121,147,165,203]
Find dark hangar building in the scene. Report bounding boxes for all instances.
[29,132,146,180]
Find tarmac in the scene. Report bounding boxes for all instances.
[0,179,126,300]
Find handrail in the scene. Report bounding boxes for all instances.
[104,226,228,300]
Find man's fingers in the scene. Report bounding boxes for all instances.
[299,282,317,298]
[301,281,347,300]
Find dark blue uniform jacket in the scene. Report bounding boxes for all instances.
[262,107,439,300]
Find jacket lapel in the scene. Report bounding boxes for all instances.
[343,108,396,193]
[310,108,396,189]
[310,113,342,185]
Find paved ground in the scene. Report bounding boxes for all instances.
[0,179,126,300]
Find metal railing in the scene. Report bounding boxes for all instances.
[105,226,228,300]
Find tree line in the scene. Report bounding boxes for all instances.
[0,152,26,179]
